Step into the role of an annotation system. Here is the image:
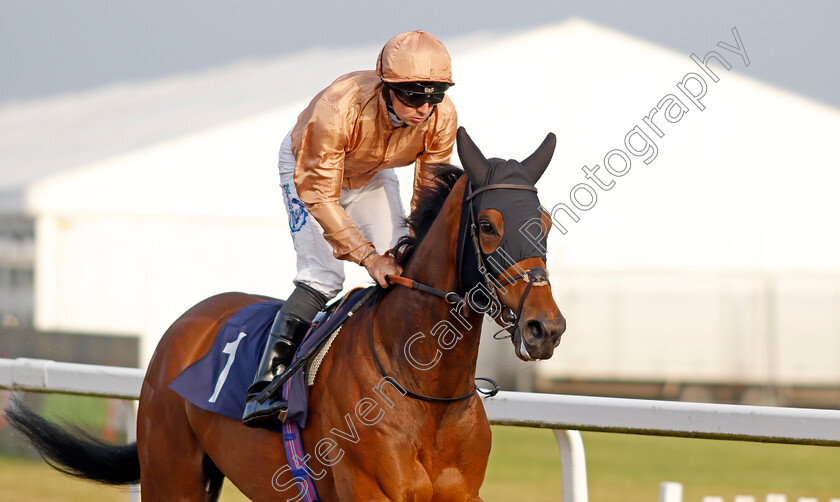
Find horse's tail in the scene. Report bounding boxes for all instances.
[4,397,141,485]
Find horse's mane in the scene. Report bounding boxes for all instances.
[394,164,465,268]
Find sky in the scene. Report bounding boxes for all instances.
[1,0,839,109]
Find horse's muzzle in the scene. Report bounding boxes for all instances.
[516,314,566,361]
[525,317,565,340]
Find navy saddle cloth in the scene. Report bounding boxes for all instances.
[169,288,371,430]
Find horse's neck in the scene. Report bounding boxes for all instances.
[375,178,483,396]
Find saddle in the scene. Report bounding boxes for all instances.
[169,287,375,429]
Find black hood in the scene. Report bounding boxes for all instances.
[455,127,556,291]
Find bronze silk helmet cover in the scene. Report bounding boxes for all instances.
[376,30,455,86]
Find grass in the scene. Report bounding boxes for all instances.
[0,454,130,502]
[582,431,840,502]
[3,427,840,501]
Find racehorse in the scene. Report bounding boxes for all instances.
[6,127,565,501]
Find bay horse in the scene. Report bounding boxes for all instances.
[7,127,565,501]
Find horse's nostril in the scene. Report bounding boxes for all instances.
[526,320,546,339]
[525,318,566,339]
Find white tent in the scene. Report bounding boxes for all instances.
[7,20,840,387]
[448,20,840,387]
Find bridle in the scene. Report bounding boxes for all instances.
[368,179,550,403]
[462,181,550,340]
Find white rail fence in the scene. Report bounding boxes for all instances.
[2,357,840,502]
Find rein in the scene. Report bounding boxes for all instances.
[367,293,489,403]
[386,275,463,305]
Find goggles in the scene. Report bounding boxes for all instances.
[386,83,448,108]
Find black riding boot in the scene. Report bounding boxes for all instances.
[242,283,328,427]
[242,311,310,426]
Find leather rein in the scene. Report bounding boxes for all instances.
[367,180,550,403]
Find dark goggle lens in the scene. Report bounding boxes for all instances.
[391,86,446,107]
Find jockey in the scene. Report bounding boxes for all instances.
[243,31,458,426]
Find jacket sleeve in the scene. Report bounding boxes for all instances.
[412,101,458,213]
[293,100,377,265]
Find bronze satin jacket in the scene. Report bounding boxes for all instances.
[291,70,457,265]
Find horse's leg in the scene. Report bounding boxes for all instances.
[431,400,492,501]
[301,389,435,502]
[138,292,269,500]
[138,384,213,501]
[304,393,491,502]
[186,404,299,502]
[204,455,225,502]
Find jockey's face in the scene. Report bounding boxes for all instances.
[389,90,433,126]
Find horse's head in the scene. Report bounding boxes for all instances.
[456,127,566,361]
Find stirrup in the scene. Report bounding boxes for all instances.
[242,397,290,427]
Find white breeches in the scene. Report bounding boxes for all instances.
[277,131,408,299]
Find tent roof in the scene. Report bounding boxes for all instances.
[0,29,498,213]
[0,47,361,200]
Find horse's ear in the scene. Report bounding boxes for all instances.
[456,127,489,184]
[521,132,557,184]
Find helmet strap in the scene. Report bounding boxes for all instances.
[381,84,406,128]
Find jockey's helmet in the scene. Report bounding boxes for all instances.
[377,30,454,96]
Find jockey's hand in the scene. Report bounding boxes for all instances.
[363,253,403,288]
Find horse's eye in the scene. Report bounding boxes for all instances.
[479,221,494,234]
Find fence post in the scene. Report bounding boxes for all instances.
[125,399,140,502]
[659,482,682,502]
[554,429,588,502]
